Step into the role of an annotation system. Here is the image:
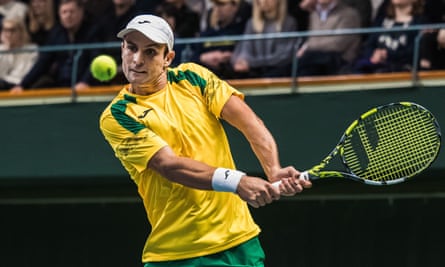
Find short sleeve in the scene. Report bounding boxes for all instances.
[202,67,245,118]
[100,111,168,173]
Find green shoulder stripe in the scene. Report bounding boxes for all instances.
[110,95,145,134]
[167,69,207,95]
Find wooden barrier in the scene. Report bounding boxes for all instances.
[1,71,445,106]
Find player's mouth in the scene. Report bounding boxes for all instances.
[130,69,146,74]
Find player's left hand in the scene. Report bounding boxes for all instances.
[270,166,312,196]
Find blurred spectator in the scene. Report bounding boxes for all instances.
[353,0,426,74]
[155,1,177,31]
[0,18,37,90]
[231,0,297,78]
[296,0,361,76]
[185,0,210,31]
[191,0,251,78]
[374,0,389,22]
[185,0,208,14]
[420,28,445,70]
[299,0,316,12]
[289,0,315,31]
[26,0,56,46]
[419,0,445,70]
[374,0,436,23]
[100,0,139,43]
[10,0,103,93]
[154,1,189,66]
[0,0,28,25]
[342,0,373,27]
[159,0,200,38]
[290,0,369,31]
[422,0,445,23]
[134,0,163,13]
[98,0,139,84]
[83,0,113,17]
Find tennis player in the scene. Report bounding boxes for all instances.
[99,14,312,267]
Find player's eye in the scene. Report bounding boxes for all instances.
[144,48,157,56]
[127,45,137,53]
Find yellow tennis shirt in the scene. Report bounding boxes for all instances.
[99,63,260,262]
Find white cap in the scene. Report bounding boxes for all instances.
[117,15,174,51]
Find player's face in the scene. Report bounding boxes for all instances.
[121,31,172,87]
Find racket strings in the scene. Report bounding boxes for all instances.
[343,104,440,182]
[364,109,437,179]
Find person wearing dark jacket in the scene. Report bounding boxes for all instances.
[161,0,200,38]
[10,0,103,93]
[191,0,251,78]
[353,0,426,74]
[98,0,141,84]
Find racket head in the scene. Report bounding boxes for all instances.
[336,102,441,185]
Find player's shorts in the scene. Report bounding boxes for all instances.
[143,237,265,267]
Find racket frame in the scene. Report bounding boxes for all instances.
[284,102,441,186]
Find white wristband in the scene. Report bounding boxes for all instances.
[211,168,245,192]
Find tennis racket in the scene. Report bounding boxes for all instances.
[274,102,441,186]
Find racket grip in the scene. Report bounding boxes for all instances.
[271,171,309,188]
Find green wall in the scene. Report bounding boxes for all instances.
[1,86,444,181]
[1,86,445,267]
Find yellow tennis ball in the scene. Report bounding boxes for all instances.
[90,55,117,82]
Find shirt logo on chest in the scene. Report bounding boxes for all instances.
[138,109,153,119]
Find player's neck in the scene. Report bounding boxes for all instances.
[129,68,169,95]
[130,78,167,95]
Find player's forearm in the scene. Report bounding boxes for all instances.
[150,152,215,190]
[220,96,281,180]
[244,121,281,180]
[148,146,245,192]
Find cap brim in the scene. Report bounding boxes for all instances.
[117,28,136,39]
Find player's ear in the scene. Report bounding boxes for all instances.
[164,50,175,67]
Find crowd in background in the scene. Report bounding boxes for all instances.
[1,0,445,91]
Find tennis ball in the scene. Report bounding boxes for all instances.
[90,55,117,82]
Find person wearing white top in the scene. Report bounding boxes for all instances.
[0,0,28,22]
[0,18,38,90]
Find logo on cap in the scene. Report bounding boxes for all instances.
[138,20,151,24]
